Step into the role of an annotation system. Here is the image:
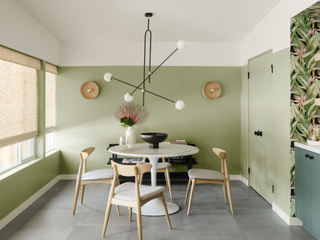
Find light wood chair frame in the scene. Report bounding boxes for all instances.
[73,147,120,215]
[102,160,172,239]
[139,157,173,199]
[184,148,234,215]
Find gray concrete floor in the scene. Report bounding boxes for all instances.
[0,180,317,240]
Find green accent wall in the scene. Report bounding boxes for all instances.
[0,152,60,220]
[55,66,241,175]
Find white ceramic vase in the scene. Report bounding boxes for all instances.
[126,126,136,146]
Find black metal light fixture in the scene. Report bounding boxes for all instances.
[104,12,186,110]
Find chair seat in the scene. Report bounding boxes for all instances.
[81,169,114,181]
[137,162,171,169]
[188,169,226,181]
[114,182,165,201]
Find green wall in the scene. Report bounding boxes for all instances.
[0,152,60,220]
[55,66,241,175]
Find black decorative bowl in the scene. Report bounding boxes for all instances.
[140,133,168,148]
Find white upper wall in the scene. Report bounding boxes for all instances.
[240,0,319,65]
[0,0,318,67]
[60,41,241,67]
[0,0,60,65]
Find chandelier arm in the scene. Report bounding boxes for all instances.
[132,47,179,94]
[144,89,175,103]
[113,77,174,103]
[113,78,141,89]
[152,48,179,76]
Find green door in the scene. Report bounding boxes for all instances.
[249,51,273,203]
[295,147,312,231]
[311,151,320,238]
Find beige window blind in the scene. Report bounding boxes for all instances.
[0,45,41,70]
[45,63,57,133]
[0,59,38,148]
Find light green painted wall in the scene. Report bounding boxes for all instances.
[272,48,291,215]
[55,66,241,175]
[240,64,248,180]
[240,48,291,215]
[0,152,60,220]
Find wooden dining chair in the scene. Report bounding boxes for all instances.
[138,157,173,199]
[102,160,172,240]
[184,148,234,215]
[73,147,120,215]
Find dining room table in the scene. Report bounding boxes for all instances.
[108,142,199,216]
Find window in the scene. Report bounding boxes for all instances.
[0,46,40,172]
[45,64,57,153]
[0,139,35,172]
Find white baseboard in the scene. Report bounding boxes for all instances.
[272,202,302,226]
[59,174,77,180]
[0,175,61,231]
[229,175,249,186]
[289,217,303,226]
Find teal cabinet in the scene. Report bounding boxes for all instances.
[295,146,320,238]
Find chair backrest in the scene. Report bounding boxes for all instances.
[111,160,152,177]
[78,147,95,176]
[110,160,152,203]
[212,148,227,161]
[212,148,229,178]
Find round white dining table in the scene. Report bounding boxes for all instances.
[108,143,199,216]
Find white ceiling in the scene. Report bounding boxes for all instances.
[16,0,281,43]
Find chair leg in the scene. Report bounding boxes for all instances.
[165,168,173,199]
[136,204,142,240]
[72,182,81,215]
[102,201,112,237]
[184,178,192,204]
[129,207,132,221]
[116,205,120,216]
[80,185,85,204]
[160,192,172,229]
[139,173,144,185]
[187,179,196,215]
[226,180,234,215]
[223,185,228,204]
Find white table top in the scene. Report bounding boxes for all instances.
[108,143,199,158]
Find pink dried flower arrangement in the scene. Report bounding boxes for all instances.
[113,103,148,128]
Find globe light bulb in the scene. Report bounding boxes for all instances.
[124,93,134,102]
[104,73,113,82]
[175,100,185,110]
[177,40,186,50]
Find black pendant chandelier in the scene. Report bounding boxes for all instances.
[104,12,186,110]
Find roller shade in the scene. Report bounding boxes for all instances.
[0,59,38,148]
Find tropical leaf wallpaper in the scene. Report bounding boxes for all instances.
[290,1,320,217]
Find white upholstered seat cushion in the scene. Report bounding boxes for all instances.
[188,169,226,181]
[137,162,171,169]
[81,169,114,181]
[114,182,165,201]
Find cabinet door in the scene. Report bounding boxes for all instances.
[295,147,312,230]
[311,151,320,238]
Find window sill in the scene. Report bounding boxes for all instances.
[46,149,59,157]
[0,149,60,181]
